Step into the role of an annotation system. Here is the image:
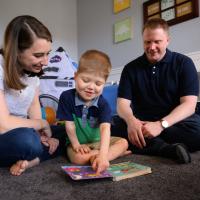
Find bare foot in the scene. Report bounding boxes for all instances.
[10,160,29,176]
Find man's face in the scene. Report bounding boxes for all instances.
[143,27,169,64]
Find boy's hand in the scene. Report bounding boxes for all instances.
[72,144,91,154]
[91,154,110,175]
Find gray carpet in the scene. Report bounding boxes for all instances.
[1,152,200,200]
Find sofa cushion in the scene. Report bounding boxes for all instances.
[102,85,118,116]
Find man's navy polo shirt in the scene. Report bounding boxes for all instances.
[57,89,111,144]
[118,49,199,121]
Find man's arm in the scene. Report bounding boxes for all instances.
[162,95,197,126]
[142,95,197,138]
[117,97,146,148]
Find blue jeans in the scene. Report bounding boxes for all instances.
[0,126,66,167]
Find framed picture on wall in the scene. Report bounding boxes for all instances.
[143,0,199,26]
[113,0,131,14]
[114,17,133,43]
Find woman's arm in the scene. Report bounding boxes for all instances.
[0,90,50,135]
[28,88,42,119]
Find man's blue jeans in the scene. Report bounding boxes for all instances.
[0,126,66,167]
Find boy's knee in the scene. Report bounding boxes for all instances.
[117,138,129,150]
[67,148,89,165]
[69,153,88,165]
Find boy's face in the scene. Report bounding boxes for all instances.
[74,72,106,104]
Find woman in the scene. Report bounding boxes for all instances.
[0,15,63,176]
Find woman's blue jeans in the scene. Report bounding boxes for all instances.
[0,126,66,167]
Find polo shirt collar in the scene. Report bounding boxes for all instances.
[159,49,172,63]
[142,48,172,66]
[75,92,99,107]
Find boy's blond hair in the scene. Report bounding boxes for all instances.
[77,49,111,80]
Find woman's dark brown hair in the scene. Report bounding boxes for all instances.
[2,15,52,90]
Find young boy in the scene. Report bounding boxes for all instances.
[57,50,129,174]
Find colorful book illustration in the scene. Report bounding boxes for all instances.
[108,161,152,181]
[61,161,152,181]
[61,165,113,180]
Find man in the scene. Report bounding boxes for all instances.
[112,18,200,164]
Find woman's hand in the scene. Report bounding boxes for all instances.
[40,135,59,154]
[39,120,52,137]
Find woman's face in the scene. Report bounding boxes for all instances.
[18,38,52,73]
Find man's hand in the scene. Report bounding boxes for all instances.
[91,154,110,175]
[142,121,163,138]
[127,118,146,149]
[72,144,91,154]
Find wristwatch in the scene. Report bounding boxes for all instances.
[160,119,169,129]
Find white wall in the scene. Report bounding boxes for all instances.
[77,0,200,69]
[0,0,199,70]
[107,51,200,83]
[0,0,78,60]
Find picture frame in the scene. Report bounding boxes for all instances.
[143,0,199,26]
[176,0,188,4]
[161,0,175,10]
[114,17,133,43]
[113,0,131,14]
[147,2,160,15]
[161,8,175,21]
[176,1,192,17]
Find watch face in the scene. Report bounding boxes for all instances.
[162,120,169,128]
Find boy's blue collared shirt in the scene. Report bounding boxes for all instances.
[75,92,99,128]
[57,88,112,144]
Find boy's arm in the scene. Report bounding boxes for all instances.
[99,122,110,157]
[65,121,90,153]
[92,122,110,174]
[65,121,80,150]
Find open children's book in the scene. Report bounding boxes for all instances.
[61,161,152,181]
